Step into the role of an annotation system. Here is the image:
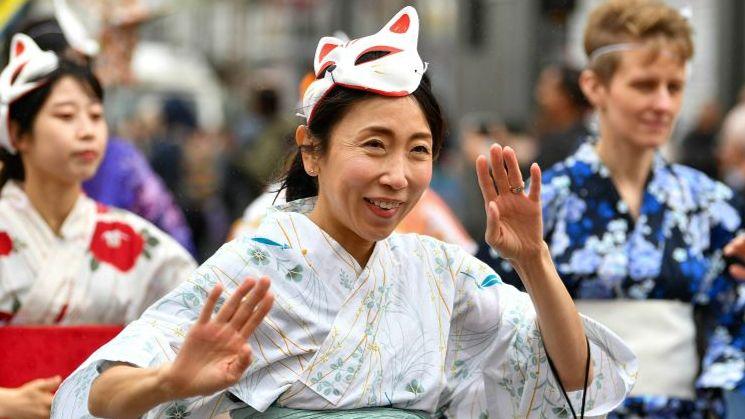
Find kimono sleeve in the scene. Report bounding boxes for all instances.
[441,252,637,418]
[51,239,261,418]
[126,220,198,323]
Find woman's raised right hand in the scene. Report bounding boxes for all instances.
[158,277,273,399]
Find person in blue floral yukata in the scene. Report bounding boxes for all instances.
[478,0,745,417]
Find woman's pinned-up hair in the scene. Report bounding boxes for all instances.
[584,0,694,82]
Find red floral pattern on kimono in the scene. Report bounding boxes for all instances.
[0,231,11,256]
[0,181,196,325]
[89,221,144,272]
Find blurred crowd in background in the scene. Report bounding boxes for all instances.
[3,0,745,263]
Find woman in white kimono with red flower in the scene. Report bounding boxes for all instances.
[54,7,636,419]
[0,34,195,417]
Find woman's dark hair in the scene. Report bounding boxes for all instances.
[279,75,444,201]
[0,59,104,188]
[558,66,591,111]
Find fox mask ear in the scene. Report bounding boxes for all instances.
[380,6,419,44]
[0,33,59,154]
[12,38,26,58]
[388,13,410,33]
[301,6,426,123]
[313,36,344,76]
[9,34,42,61]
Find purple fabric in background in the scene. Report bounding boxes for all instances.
[83,138,196,256]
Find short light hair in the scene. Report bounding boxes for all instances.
[584,0,693,83]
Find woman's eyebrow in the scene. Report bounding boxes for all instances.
[360,125,431,139]
[49,101,78,108]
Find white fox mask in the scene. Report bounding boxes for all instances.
[300,6,427,122]
[0,34,59,153]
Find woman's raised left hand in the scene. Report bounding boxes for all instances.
[476,144,545,264]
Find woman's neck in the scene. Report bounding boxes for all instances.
[22,173,82,236]
[595,133,656,218]
[308,198,375,269]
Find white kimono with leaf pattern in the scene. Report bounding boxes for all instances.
[53,198,637,418]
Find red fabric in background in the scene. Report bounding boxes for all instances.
[0,325,123,388]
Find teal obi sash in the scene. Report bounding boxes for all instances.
[230,406,431,418]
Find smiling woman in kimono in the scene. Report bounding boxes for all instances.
[53,6,636,419]
[0,34,195,417]
[478,0,745,417]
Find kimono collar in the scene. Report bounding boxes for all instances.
[571,140,697,213]
[271,196,317,215]
[572,140,669,180]
[0,181,94,241]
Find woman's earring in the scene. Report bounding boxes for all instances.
[308,168,317,176]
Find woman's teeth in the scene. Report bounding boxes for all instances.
[366,198,402,210]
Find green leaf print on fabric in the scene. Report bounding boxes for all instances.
[434,257,449,274]
[11,296,20,314]
[165,402,191,418]
[139,228,160,260]
[551,406,570,418]
[182,290,201,309]
[90,257,100,271]
[248,246,270,265]
[405,379,423,396]
[318,379,342,397]
[338,271,355,290]
[140,229,160,247]
[452,359,469,380]
[285,264,304,282]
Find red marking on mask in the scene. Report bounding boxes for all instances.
[390,14,410,33]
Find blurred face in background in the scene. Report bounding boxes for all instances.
[586,43,687,150]
[535,66,571,119]
[717,106,745,191]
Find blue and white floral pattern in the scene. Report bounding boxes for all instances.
[480,140,745,417]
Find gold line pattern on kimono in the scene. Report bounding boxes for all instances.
[416,243,448,366]
[206,392,229,418]
[416,237,452,318]
[248,235,320,355]
[286,217,321,281]
[318,226,359,273]
[264,295,317,354]
[212,249,252,288]
[355,259,389,405]
[304,264,391,403]
[252,327,307,381]
[276,218,295,249]
[340,267,372,309]
[447,284,470,382]
[525,319,542,415]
